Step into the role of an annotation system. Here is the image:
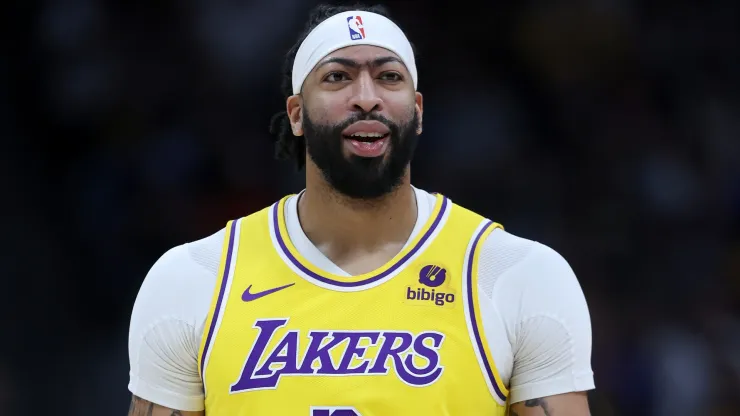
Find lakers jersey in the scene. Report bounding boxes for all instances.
[197,194,509,415]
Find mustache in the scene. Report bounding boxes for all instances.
[336,113,395,131]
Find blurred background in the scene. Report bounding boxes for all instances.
[4,0,740,415]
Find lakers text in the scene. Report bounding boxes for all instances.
[230,318,446,393]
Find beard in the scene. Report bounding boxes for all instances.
[303,109,419,200]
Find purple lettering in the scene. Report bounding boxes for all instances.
[230,318,288,392]
[401,332,445,385]
[367,332,413,375]
[406,287,416,299]
[253,331,299,376]
[299,331,345,374]
[336,332,380,374]
[230,319,446,393]
[311,408,361,416]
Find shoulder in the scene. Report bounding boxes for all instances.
[434,195,579,295]
[477,228,594,402]
[477,227,580,298]
[137,197,286,302]
[478,229,589,335]
[134,227,226,314]
[129,226,227,356]
[128,226,227,345]
[127,227,227,410]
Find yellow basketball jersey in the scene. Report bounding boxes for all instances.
[198,193,509,415]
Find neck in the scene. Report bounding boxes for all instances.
[298,166,417,256]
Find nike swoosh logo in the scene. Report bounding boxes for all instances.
[242,283,295,302]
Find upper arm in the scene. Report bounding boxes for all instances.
[128,395,204,416]
[508,392,590,416]
[487,234,594,408]
[128,240,220,412]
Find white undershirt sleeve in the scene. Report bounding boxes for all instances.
[127,231,223,411]
[478,230,595,404]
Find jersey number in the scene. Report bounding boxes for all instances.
[311,407,361,416]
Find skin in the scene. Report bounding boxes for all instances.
[127,395,201,416]
[287,45,424,275]
[508,392,591,416]
[128,44,591,416]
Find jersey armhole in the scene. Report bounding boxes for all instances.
[464,219,510,404]
[197,220,239,386]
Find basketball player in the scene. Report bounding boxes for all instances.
[128,4,594,416]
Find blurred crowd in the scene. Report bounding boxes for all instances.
[5,1,740,415]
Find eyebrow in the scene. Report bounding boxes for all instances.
[316,56,404,70]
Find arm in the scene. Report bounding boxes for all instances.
[482,231,595,416]
[128,234,222,415]
[508,392,590,416]
[128,395,204,416]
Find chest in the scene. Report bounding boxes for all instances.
[202,260,501,415]
[196,203,508,415]
[325,242,406,275]
[220,257,467,379]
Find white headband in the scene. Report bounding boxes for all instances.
[291,11,417,94]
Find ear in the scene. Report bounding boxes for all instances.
[414,91,423,135]
[286,95,303,136]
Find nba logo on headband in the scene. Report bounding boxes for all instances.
[347,16,365,40]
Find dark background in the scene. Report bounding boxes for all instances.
[4,1,740,415]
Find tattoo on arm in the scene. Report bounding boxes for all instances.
[509,398,554,416]
[128,396,154,416]
[525,398,553,416]
[128,396,184,416]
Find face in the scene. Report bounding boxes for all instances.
[287,45,423,200]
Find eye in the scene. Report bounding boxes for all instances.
[379,72,403,82]
[323,72,350,83]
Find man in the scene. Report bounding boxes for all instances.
[128,4,594,415]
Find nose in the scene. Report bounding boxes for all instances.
[348,72,382,113]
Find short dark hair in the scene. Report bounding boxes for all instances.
[269,3,414,170]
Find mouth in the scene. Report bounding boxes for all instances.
[342,121,391,158]
[343,135,390,158]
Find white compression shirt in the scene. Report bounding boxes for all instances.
[128,187,595,411]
